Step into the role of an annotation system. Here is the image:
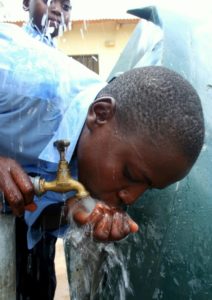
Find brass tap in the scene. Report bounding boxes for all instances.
[31,140,89,200]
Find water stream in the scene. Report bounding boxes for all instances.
[64,197,135,300]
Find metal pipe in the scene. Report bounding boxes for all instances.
[0,193,16,300]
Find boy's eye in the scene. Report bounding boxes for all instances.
[123,166,153,188]
[124,167,141,184]
[43,0,72,11]
[62,2,72,11]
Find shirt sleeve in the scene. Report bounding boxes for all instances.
[0,23,106,165]
[0,23,106,248]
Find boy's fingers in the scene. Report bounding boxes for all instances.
[109,212,139,240]
[69,200,139,241]
[87,205,104,224]
[93,213,112,241]
[11,165,34,205]
[128,218,139,233]
[73,203,104,225]
[1,176,25,216]
[73,209,90,225]
[24,202,37,212]
[110,212,127,240]
[0,157,35,216]
[66,196,89,224]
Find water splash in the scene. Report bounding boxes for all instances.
[41,13,47,27]
[64,197,133,300]
[80,28,85,39]
[83,20,87,31]
[38,6,67,39]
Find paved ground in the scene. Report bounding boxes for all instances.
[54,239,70,300]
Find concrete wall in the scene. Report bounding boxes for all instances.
[58,20,138,80]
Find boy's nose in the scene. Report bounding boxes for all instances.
[50,0,62,14]
[118,185,148,205]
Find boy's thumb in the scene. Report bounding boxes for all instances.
[129,219,139,233]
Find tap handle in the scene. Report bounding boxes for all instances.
[54,140,70,160]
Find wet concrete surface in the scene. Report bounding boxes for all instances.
[54,239,70,300]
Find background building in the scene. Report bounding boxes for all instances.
[0,0,139,80]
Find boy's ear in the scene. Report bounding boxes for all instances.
[23,0,30,11]
[86,96,116,129]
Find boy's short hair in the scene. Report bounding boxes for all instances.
[97,66,205,164]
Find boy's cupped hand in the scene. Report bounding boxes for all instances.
[66,196,139,242]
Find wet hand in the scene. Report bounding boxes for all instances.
[66,198,138,242]
[0,157,36,216]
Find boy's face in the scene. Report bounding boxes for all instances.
[77,98,191,208]
[23,0,71,38]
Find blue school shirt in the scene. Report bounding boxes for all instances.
[23,21,57,48]
[0,23,106,248]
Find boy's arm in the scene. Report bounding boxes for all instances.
[0,155,138,241]
[0,157,36,216]
[66,197,139,241]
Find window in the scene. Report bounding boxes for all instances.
[70,55,99,74]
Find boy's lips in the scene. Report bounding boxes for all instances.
[88,190,122,208]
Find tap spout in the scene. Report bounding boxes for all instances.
[30,140,89,200]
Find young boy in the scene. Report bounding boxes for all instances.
[0,23,204,299]
[23,0,72,46]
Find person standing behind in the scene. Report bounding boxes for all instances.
[14,1,71,299]
[23,0,72,46]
